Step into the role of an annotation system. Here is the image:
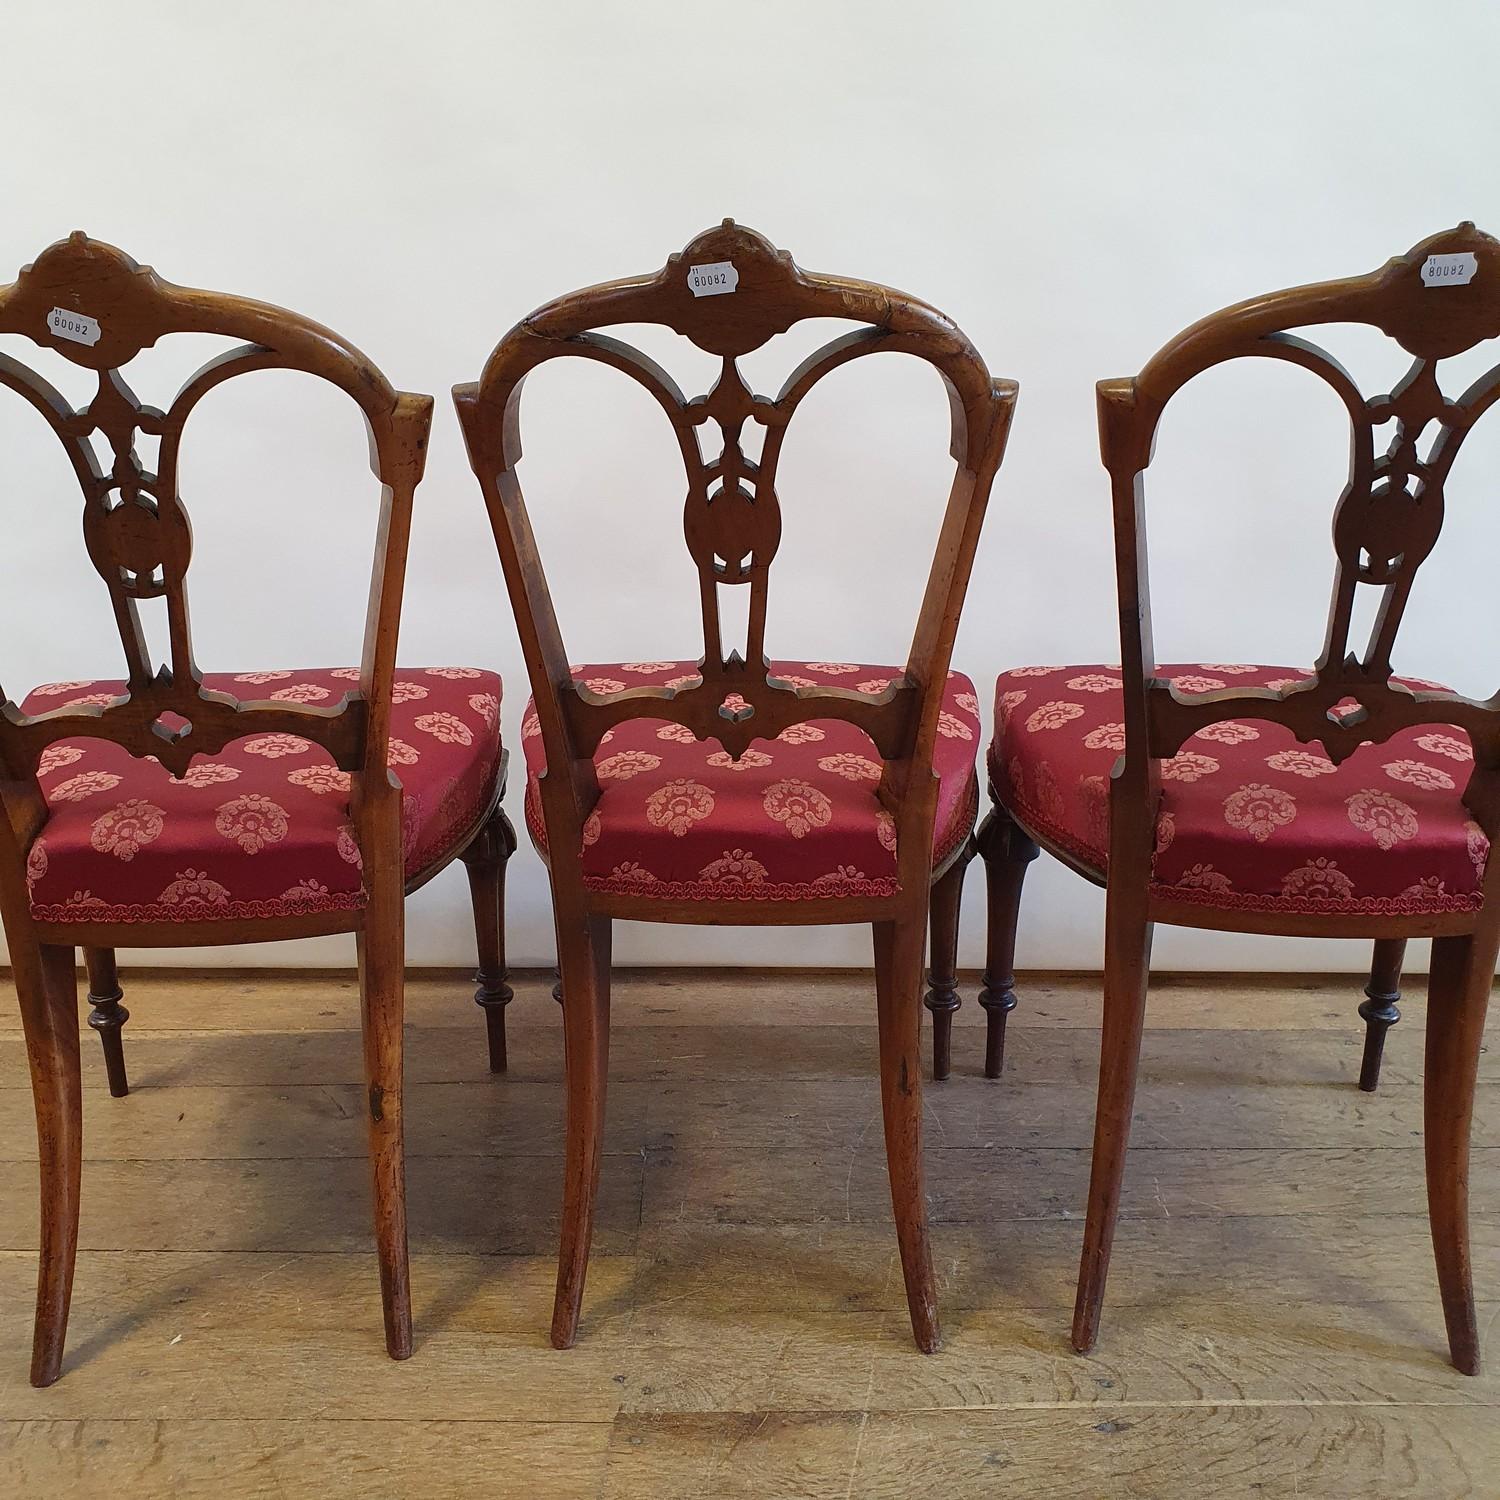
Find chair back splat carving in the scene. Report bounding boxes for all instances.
[0,232,433,807]
[455,221,1016,910]
[1101,223,1500,842]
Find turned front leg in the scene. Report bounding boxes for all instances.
[1358,937,1406,1093]
[976,808,1039,1080]
[84,948,129,1099]
[924,846,971,1081]
[460,808,518,1073]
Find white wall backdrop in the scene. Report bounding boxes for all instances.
[0,0,1496,972]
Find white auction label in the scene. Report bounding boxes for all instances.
[47,307,102,345]
[687,261,738,298]
[1421,252,1478,288]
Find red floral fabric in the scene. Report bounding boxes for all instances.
[991,663,1489,918]
[523,661,980,901]
[22,668,503,925]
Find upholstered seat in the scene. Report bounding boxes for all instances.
[23,667,503,925]
[523,661,981,901]
[991,663,1488,918]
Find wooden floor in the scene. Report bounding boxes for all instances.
[0,967,1496,1498]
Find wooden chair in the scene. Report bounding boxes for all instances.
[454,221,1015,1352]
[0,233,515,1386]
[975,224,1500,1374]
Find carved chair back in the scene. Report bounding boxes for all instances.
[1102,223,1500,845]
[0,233,432,873]
[455,221,1015,904]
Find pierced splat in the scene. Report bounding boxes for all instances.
[684,354,781,673]
[0,232,432,784]
[75,367,194,691]
[455,220,1016,881]
[1321,355,1459,684]
[687,357,778,582]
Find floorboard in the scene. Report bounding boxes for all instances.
[0,967,1495,1497]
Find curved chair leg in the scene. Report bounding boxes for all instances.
[551,912,612,1349]
[1358,937,1406,1093]
[84,947,129,1098]
[460,806,518,1074]
[976,806,1039,1080]
[20,943,82,1387]
[874,913,940,1353]
[1425,929,1496,1375]
[356,802,412,1362]
[924,843,971,1081]
[1072,882,1154,1355]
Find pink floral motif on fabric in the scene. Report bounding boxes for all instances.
[706,748,774,773]
[762,779,833,838]
[523,661,981,901]
[90,799,165,861]
[646,780,716,836]
[988,663,1487,917]
[23,668,502,923]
